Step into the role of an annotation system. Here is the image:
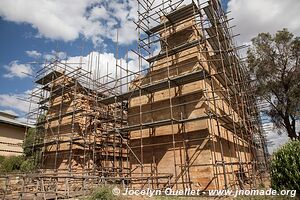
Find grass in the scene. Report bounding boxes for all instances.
[85,186,120,200]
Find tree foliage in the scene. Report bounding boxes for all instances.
[0,155,36,173]
[270,140,300,194]
[22,115,44,170]
[22,127,36,157]
[247,29,300,139]
[0,156,24,172]
[20,158,36,172]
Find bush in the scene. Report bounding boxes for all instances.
[0,156,24,172]
[87,186,119,200]
[270,140,300,194]
[0,156,37,173]
[22,128,36,157]
[0,155,5,164]
[20,158,36,172]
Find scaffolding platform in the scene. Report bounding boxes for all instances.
[145,3,197,35]
[147,38,205,63]
[99,70,207,105]
[119,115,211,132]
[35,70,64,85]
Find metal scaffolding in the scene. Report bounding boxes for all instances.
[105,0,268,190]
[0,0,268,199]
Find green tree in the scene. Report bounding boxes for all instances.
[247,29,300,139]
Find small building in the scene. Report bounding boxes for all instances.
[0,111,32,156]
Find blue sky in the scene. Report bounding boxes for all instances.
[0,0,299,152]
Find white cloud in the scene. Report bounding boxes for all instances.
[43,54,55,61]
[261,122,289,154]
[266,131,290,154]
[35,50,140,94]
[0,90,39,125]
[89,6,109,21]
[65,51,139,84]
[43,50,67,61]
[0,91,31,114]
[3,60,33,78]
[228,0,300,45]
[26,50,41,58]
[0,0,138,46]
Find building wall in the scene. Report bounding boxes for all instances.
[0,123,25,156]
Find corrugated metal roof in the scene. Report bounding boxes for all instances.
[0,115,34,128]
[0,111,17,119]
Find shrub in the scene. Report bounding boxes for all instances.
[20,158,36,172]
[22,128,36,157]
[87,186,119,200]
[0,155,5,164]
[270,140,300,194]
[0,156,24,172]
